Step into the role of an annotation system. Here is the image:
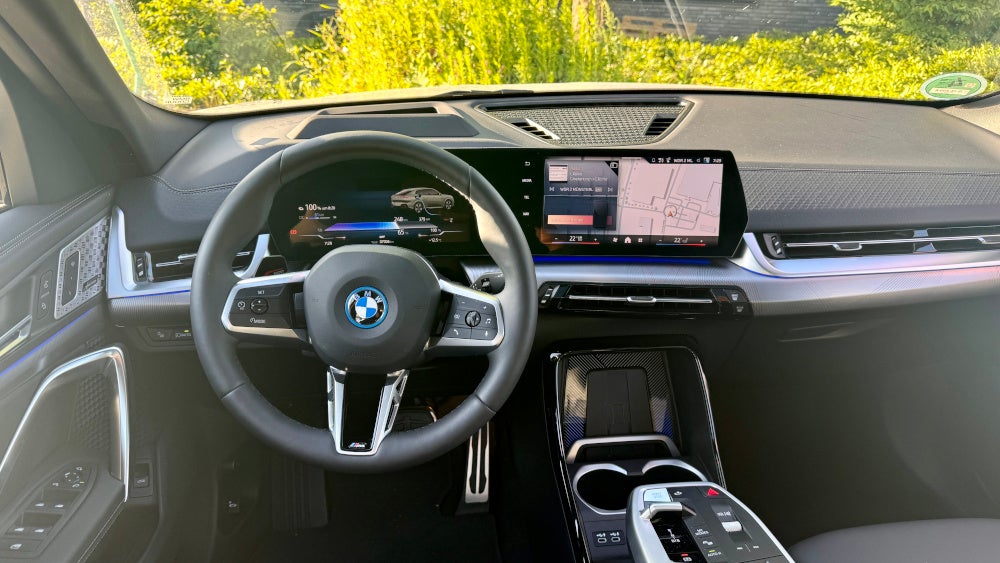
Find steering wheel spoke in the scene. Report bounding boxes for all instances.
[222,271,310,346]
[327,367,408,455]
[425,279,505,357]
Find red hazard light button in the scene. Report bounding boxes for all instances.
[702,486,722,497]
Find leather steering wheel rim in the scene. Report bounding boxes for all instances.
[190,131,537,472]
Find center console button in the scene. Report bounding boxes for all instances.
[642,488,672,503]
[703,547,728,561]
[688,524,713,538]
[698,536,719,548]
[666,552,705,563]
[701,486,724,498]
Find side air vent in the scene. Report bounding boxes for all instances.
[762,225,1000,259]
[508,118,560,140]
[136,239,258,282]
[644,114,676,136]
[480,101,690,145]
[537,282,750,317]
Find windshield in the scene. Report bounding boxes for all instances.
[76,0,1000,112]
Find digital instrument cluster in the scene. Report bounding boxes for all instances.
[268,150,748,261]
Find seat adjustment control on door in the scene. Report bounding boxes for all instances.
[627,483,792,563]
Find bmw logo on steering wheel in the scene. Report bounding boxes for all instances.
[345,287,388,329]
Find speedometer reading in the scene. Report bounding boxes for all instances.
[273,160,475,260]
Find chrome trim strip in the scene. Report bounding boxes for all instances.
[107,207,270,298]
[566,434,680,463]
[0,315,31,362]
[327,367,408,456]
[641,458,707,481]
[784,234,1000,251]
[570,461,706,517]
[566,294,713,305]
[0,347,130,502]
[735,232,1000,278]
[628,482,794,563]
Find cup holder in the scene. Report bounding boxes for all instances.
[573,460,704,514]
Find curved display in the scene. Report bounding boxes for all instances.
[269,150,748,261]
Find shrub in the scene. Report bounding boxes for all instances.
[831,0,1000,47]
[84,0,1000,108]
[135,0,299,105]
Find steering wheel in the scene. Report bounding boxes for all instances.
[190,132,537,472]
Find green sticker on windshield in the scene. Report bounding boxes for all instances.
[920,73,988,100]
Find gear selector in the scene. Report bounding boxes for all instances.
[627,483,794,563]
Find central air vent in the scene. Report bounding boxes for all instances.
[537,282,751,317]
[762,225,1000,259]
[508,117,560,140]
[480,101,690,145]
[288,101,477,140]
[644,114,676,136]
[138,239,257,282]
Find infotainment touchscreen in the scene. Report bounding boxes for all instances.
[451,148,748,258]
[540,155,723,248]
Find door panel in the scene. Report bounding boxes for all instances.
[0,185,140,562]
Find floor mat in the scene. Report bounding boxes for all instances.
[250,452,501,563]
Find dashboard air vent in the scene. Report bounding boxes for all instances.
[537,282,750,317]
[138,239,257,282]
[480,101,690,145]
[762,225,1000,259]
[508,118,560,140]
[644,114,676,136]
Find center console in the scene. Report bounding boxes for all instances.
[554,347,791,562]
[628,483,791,563]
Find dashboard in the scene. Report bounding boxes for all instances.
[268,149,748,261]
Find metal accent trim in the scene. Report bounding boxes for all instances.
[735,232,1000,278]
[0,346,130,501]
[326,367,408,457]
[565,433,681,464]
[571,463,629,517]
[565,294,714,305]
[107,207,270,298]
[464,424,490,504]
[0,315,31,362]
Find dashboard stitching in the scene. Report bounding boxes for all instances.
[0,186,109,259]
[148,174,239,194]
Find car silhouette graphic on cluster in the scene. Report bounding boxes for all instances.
[390,187,454,214]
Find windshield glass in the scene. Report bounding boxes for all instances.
[76,0,1000,112]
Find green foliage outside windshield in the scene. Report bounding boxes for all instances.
[83,0,1000,109]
